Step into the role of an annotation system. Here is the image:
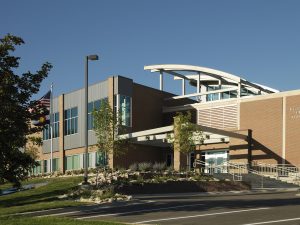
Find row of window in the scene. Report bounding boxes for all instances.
[206,86,256,102]
[31,158,60,175]
[43,95,131,140]
[65,152,106,171]
[32,152,106,175]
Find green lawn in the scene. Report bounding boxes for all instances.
[0,176,86,216]
[0,217,125,225]
[0,176,126,224]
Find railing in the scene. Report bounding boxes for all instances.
[193,160,243,181]
[252,161,300,181]
[193,159,300,185]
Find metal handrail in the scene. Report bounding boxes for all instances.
[193,160,243,181]
[252,161,300,181]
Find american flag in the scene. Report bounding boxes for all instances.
[38,90,51,108]
[31,90,51,126]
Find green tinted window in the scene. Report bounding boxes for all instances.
[66,156,73,170]
[73,155,80,170]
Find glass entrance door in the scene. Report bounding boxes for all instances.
[204,150,229,173]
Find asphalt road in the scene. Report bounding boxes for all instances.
[23,191,300,225]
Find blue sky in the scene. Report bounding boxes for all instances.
[1,0,300,97]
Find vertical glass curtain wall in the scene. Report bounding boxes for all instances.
[114,94,132,127]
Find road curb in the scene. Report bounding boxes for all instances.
[133,188,300,199]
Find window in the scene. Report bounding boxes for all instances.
[221,90,237,99]
[53,112,59,138]
[44,160,48,173]
[65,155,80,170]
[42,112,59,140]
[83,152,96,168]
[88,99,104,130]
[52,158,59,171]
[33,161,42,175]
[66,156,73,170]
[64,107,78,135]
[115,95,131,126]
[206,86,220,102]
[43,124,51,140]
[96,151,107,167]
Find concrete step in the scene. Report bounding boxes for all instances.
[211,173,299,189]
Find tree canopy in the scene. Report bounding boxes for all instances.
[0,34,52,187]
[168,111,204,170]
[92,100,129,167]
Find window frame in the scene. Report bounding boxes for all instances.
[64,107,78,136]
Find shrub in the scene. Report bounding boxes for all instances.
[152,175,169,183]
[138,162,152,172]
[116,167,126,173]
[100,187,115,200]
[88,168,98,174]
[136,175,144,184]
[129,163,138,171]
[72,170,82,175]
[153,162,166,172]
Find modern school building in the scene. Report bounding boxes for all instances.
[32,64,300,175]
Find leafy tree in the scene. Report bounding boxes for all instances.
[0,34,52,187]
[92,99,129,168]
[168,111,204,171]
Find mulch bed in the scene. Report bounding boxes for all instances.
[115,181,251,194]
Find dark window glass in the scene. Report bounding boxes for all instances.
[88,99,106,130]
[64,107,78,135]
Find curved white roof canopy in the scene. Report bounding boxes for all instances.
[144,64,279,94]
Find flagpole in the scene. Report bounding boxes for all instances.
[50,83,53,174]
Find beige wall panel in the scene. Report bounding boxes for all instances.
[240,98,283,164]
[286,95,300,166]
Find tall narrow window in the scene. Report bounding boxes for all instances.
[64,107,78,135]
[53,112,59,138]
[43,112,59,140]
[88,99,104,130]
[43,124,51,140]
[119,95,131,127]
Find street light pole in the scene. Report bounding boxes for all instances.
[83,54,99,185]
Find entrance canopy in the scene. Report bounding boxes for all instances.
[119,124,248,148]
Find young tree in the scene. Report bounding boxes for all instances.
[168,111,204,171]
[92,99,129,168]
[0,34,52,187]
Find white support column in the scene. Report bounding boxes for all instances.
[182,79,186,95]
[218,80,222,100]
[159,70,164,91]
[197,72,201,93]
[237,82,241,98]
